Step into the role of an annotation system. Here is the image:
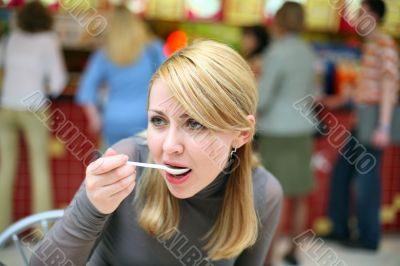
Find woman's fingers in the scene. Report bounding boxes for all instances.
[110,176,136,200]
[103,165,136,189]
[86,163,136,192]
[105,174,136,197]
[87,154,129,176]
[99,164,136,186]
[84,149,138,214]
[91,173,135,199]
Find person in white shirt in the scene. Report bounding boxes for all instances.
[0,2,67,232]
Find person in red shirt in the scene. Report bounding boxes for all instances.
[327,0,399,251]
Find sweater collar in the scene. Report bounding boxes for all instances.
[189,159,235,200]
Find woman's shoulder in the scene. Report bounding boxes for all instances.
[147,38,164,49]
[111,135,149,162]
[252,166,283,217]
[90,49,109,62]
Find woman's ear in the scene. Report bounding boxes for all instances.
[235,115,256,148]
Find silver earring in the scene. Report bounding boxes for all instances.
[230,145,238,160]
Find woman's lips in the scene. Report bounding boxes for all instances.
[163,160,188,168]
[162,160,192,184]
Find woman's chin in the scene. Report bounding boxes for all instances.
[166,185,197,199]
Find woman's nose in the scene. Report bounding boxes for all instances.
[162,127,184,155]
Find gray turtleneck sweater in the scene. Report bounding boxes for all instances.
[30,137,282,266]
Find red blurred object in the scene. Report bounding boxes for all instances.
[1,0,59,10]
[164,30,188,56]
[339,15,357,34]
[6,0,25,7]
[47,1,59,12]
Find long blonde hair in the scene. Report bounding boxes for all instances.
[135,40,259,260]
[105,5,148,65]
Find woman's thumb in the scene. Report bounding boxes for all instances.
[103,148,118,157]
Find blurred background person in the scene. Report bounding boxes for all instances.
[241,25,271,152]
[241,25,270,80]
[0,1,67,232]
[327,0,399,251]
[76,5,166,147]
[256,2,316,265]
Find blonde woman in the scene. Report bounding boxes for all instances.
[76,5,166,146]
[31,40,283,266]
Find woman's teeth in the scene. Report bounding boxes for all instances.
[167,166,191,177]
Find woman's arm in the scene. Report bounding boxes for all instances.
[75,51,106,135]
[82,104,102,136]
[29,182,111,266]
[76,51,106,105]
[45,33,68,98]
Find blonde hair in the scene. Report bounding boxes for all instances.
[135,40,259,260]
[275,1,305,33]
[105,5,148,65]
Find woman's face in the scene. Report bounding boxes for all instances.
[147,79,238,199]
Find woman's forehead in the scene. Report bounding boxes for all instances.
[148,80,187,118]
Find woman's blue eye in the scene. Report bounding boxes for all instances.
[187,119,204,130]
[150,116,166,127]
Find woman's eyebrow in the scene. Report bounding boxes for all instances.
[148,109,165,116]
[149,109,189,120]
[179,113,190,119]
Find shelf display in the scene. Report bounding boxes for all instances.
[180,22,241,50]
[146,0,185,20]
[383,0,400,37]
[58,0,101,11]
[224,0,263,25]
[186,0,222,21]
[263,0,305,19]
[40,0,58,6]
[54,12,106,48]
[304,0,340,32]
[126,0,146,14]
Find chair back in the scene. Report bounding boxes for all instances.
[0,210,64,266]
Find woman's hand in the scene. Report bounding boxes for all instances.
[83,105,102,135]
[88,112,102,135]
[85,148,136,214]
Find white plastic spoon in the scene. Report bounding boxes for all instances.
[126,161,190,175]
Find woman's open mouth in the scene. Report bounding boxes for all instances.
[164,163,192,184]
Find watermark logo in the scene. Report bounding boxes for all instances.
[60,0,107,37]
[293,229,348,266]
[21,229,76,266]
[328,0,376,36]
[157,227,215,266]
[293,95,376,174]
[21,91,102,167]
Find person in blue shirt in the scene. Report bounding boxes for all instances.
[76,5,166,146]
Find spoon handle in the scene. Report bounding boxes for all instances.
[126,161,165,171]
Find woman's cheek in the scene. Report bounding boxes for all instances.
[148,133,164,156]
